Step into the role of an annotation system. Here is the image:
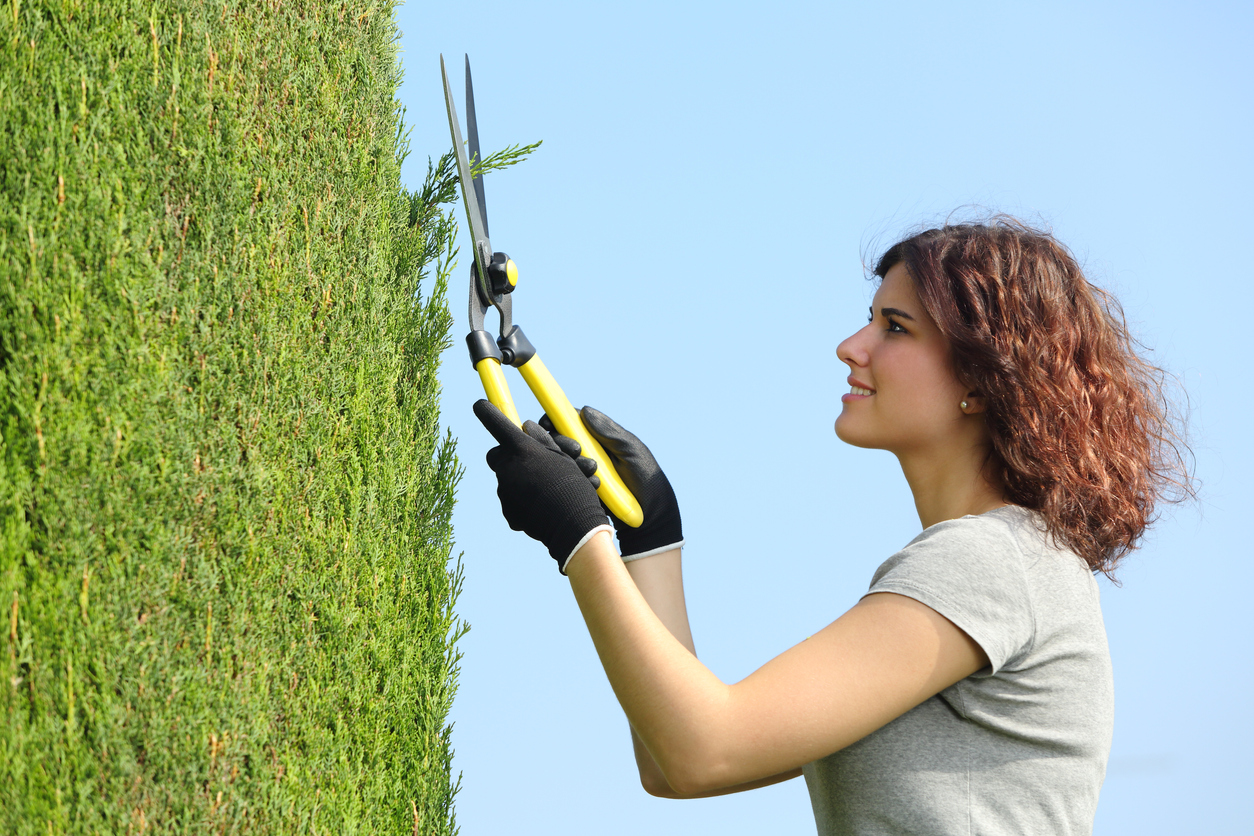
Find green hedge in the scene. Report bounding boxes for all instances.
[0,1,465,832]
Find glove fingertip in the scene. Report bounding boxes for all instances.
[475,399,525,447]
[554,434,583,459]
[580,405,619,435]
[578,405,607,439]
[523,420,562,453]
[580,405,637,452]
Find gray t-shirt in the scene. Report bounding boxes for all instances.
[802,505,1113,835]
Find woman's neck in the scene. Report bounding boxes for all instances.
[896,443,1008,530]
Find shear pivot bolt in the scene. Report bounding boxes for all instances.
[488,252,516,295]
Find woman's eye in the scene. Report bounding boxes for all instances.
[886,318,907,334]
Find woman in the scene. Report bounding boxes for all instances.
[474,218,1191,834]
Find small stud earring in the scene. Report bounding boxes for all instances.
[960,400,969,410]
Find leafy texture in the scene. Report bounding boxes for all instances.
[0,1,465,832]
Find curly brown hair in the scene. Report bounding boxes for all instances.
[875,217,1193,577]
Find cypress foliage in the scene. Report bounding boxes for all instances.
[0,1,467,832]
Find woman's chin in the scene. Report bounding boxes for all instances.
[835,413,887,450]
[834,414,863,446]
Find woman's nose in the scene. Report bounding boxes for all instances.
[837,325,871,368]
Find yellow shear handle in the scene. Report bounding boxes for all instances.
[516,355,644,528]
[475,358,521,426]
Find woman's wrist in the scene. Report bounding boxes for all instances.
[565,528,621,576]
[621,539,684,563]
[558,524,614,575]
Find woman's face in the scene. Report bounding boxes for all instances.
[835,263,973,455]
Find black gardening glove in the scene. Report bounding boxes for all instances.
[474,399,611,574]
[539,407,683,561]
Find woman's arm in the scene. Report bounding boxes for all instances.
[470,401,984,795]
[622,548,693,796]
[567,531,989,796]
[622,549,802,798]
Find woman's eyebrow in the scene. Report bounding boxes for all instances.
[874,306,916,321]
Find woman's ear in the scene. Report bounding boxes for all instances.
[961,392,987,414]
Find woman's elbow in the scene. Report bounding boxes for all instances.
[638,713,738,796]
[640,770,681,798]
[655,750,730,797]
[639,753,722,798]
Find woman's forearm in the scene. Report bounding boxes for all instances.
[576,529,901,797]
[566,531,740,794]
[623,548,696,655]
[622,548,695,795]
[622,548,804,797]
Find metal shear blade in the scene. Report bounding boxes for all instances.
[440,54,509,335]
[438,54,644,527]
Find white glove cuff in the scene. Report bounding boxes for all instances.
[558,524,615,575]
[620,539,685,563]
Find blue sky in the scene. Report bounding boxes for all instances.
[396,2,1253,833]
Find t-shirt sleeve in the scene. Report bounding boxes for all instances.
[867,516,1035,674]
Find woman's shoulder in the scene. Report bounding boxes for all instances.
[872,503,1098,601]
[895,505,1087,571]
[881,505,1035,576]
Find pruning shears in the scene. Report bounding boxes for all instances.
[440,54,644,528]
